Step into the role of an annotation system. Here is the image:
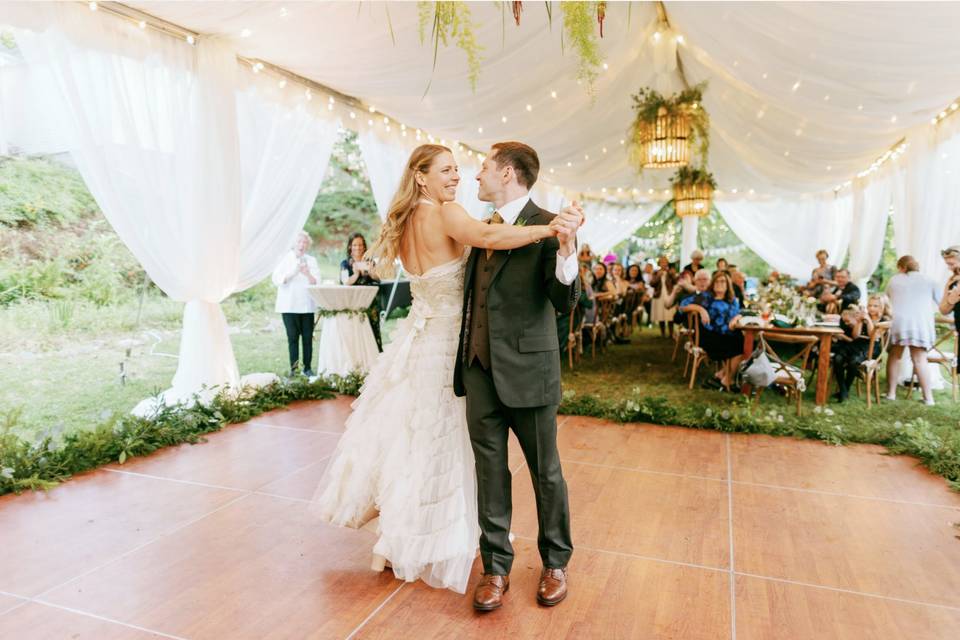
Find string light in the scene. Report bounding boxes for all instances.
[368,106,376,113]
[526,104,533,112]
[138,20,146,29]
[550,90,557,99]
[186,35,195,45]
[88,1,98,11]
[791,80,801,92]
[349,111,356,119]
[602,147,607,154]
[240,28,253,38]
[477,126,483,134]
[501,115,508,123]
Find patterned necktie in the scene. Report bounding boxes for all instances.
[486,211,503,259]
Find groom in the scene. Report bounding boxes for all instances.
[454,141,583,611]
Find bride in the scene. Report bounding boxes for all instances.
[312,144,561,593]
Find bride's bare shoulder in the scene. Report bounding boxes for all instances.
[439,201,469,217]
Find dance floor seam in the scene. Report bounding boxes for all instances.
[3,402,959,639]
[725,434,738,640]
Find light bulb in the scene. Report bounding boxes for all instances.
[477,127,483,134]
[186,35,195,45]
[501,116,508,123]
[88,1,97,11]
[138,20,146,29]
[241,28,252,38]
[791,80,801,92]
[550,90,557,99]
[526,104,532,112]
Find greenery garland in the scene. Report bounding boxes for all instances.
[561,1,604,94]
[418,1,484,93]
[0,372,364,496]
[6,366,958,495]
[629,82,711,170]
[316,307,370,320]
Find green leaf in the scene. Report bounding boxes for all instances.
[118,450,127,465]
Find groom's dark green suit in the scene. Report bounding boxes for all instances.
[453,198,579,576]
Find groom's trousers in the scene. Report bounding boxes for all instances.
[463,361,573,576]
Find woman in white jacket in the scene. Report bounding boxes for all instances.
[272,231,321,376]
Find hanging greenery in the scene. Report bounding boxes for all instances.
[629,82,710,170]
[670,164,717,188]
[561,1,604,93]
[417,1,484,93]
[597,1,607,38]
[513,1,523,26]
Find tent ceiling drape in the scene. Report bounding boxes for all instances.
[122,1,960,198]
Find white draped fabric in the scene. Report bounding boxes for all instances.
[848,166,897,292]
[717,196,852,280]
[10,4,338,406]
[893,118,960,283]
[357,126,415,221]
[578,201,660,257]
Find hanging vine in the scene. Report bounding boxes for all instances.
[561,1,604,94]
[417,1,484,93]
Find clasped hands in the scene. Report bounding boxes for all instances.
[547,201,586,256]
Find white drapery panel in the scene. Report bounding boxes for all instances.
[893,118,960,282]
[847,165,898,291]
[357,126,416,220]
[717,196,852,280]
[235,76,339,290]
[578,201,660,257]
[11,4,338,406]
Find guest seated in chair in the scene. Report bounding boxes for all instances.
[272,230,321,376]
[591,262,617,301]
[818,268,860,314]
[340,232,383,352]
[831,294,890,402]
[680,271,744,391]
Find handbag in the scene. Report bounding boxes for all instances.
[738,335,777,387]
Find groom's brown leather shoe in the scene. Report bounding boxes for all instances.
[473,574,509,611]
[537,567,568,606]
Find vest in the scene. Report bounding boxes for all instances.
[466,249,499,369]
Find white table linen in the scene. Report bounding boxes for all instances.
[308,285,380,376]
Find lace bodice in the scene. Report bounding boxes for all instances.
[404,251,468,321]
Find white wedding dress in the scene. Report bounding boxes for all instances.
[312,249,479,593]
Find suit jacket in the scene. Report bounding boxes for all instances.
[453,199,580,407]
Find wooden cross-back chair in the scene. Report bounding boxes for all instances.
[751,332,819,416]
[854,321,891,408]
[684,311,710,389]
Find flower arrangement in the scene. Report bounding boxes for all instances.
[757,281,818,326]
[418,1,483,92]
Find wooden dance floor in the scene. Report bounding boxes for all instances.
[2,397,959,639]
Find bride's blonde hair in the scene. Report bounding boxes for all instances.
[367,144,452,276]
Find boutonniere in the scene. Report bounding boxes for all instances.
[514,216,527,227]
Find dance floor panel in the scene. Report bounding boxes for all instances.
[1,401,957,639]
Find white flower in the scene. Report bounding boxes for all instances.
[893,421,903,429]
[778,414,784,423]
[705,408,713,417]
[824,408,835,416]
[721,410,731,420]
[813,405,823,414]
[0,467,14,479]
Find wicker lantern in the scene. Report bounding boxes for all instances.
[635,107,691,168]
[673,180,713,217]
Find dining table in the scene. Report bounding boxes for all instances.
[307,284,379,377]
[737,321,845,406]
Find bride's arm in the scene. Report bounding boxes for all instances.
[439,202,555,250]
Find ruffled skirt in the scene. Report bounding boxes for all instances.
[312,311,478,593]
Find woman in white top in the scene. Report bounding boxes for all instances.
[272,231,321,376]
[885,255,942,405]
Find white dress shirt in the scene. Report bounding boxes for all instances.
[495,195,579,286]
[272,251,321,313]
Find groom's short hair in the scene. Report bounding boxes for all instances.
[491,141,539,188]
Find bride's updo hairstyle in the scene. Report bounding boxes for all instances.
[367,144,452,276]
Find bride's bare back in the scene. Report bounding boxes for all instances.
[398,202,464,276]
